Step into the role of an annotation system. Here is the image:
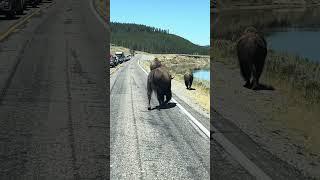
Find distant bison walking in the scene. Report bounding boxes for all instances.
[147,59,173,110]
[237,27,267,90]
[184,72,193,89]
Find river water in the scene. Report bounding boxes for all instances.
[213,7,320,63]
[193,70,210,81]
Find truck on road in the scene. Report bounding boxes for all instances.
[115,51,125,64]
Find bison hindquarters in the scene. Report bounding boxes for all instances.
[237,32,267,90]
[184,73,193,90]
[147,68,173,110]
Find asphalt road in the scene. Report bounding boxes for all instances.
[0,0,109,179]
[110,55,210,179]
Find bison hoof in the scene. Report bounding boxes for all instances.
[243,82,251,89]
[148,106,151,110]
[251,82,261,90]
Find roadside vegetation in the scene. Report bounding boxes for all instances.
[212,38,320,153]
[111,22,209,55]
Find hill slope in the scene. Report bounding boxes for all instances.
[110,22,209,55]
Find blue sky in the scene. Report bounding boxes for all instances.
[110,0,210,46]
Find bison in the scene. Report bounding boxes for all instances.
[150,58,162,71]
[184,72,193,90]
[236,27,267,90]
[147,59,173,110]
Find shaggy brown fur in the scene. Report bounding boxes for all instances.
[237,27,267,90]
[184,72,193,89]
[147,64,173,110]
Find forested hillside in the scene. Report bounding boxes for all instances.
[110,22,209,55]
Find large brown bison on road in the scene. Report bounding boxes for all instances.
[147,59,173,110]
[237,27,268,90]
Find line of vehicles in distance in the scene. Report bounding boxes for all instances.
[0,0,47,18]
[110,51,132,68]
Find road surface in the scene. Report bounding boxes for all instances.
[110,55,210,179]
[0,0,109,178]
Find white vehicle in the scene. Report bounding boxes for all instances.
[115,52,125,64]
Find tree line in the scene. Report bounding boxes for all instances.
[111,22,209,55]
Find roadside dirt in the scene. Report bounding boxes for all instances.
[213,61,320,178]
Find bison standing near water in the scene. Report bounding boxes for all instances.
[147,59,173,110]
[237,27,267,90]
[184,72,193,89]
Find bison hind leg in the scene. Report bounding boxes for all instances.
[189,78,193,89]
[185,80,189,89]
[164,91,172,104]
[239,59,253,88]
[157,92,165,107]
[252,57,266,90]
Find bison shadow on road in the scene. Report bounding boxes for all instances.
[187,88,196,90]
[149,102,177,111]
[244,83,275,91]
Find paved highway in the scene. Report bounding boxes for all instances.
[0,0,109,178]
[110,55,210,179]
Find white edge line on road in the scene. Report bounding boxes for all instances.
[89,0,108,30]
[137,57,272,180]
[137,58,210,139]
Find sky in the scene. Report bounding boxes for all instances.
[110,0,210,46]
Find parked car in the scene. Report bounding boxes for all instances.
[0,0,26,17]
[114,56,120,65]
[110,55,117,68]
[125,55,131,61]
